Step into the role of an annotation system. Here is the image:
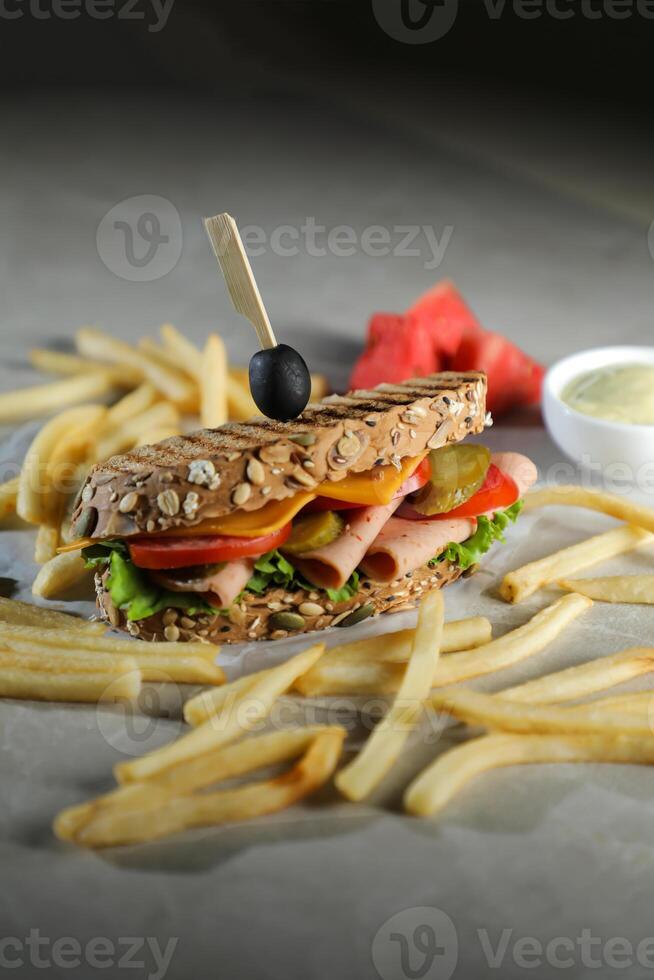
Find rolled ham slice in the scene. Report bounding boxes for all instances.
[292,500,401,591]
[152,558,254,607]
[359,517,476,583]
[489,452,537,500]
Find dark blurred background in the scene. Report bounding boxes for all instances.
[2,0,653,391]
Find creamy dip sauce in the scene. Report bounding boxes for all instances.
[562,364,654,425]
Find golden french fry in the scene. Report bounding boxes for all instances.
[32,551,88,599]
[17,405,101,525]
[524,485,654,533]
[501,647,654,705]
[0,622,218,658]
[132,427,181,449]
[160,323,204,380]
[0,477,19,520]
[0,596,103,632]
[29,348,142,387]
[335,592,444,802]
[45,405,107,523]
[429,686,654,738]
[587,691,654,715]
[69,728,344,848]
[227,374,258,421]
[404,732,654,817]
[296,594,592,697]
[91,401,180,462]
[0,638,223,685]
[116,643,326,783]
[310,617,493,673]
[201,334,228,428]
[34,525,59,564]
[76,327,196,408]
[309,373,329,401]
[500,525,652,603]
[103,383,159,430]
[0,657,141,704]
[55,725,340,840]
[558,575,654,604]
[0,373,114,425]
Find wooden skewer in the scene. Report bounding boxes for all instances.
[203,213,277,351]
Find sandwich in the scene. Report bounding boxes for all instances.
[67,372,536,643]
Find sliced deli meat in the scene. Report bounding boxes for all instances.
[489,452,537,500]
[152,558,254,607]
[292,500,401,591]
[359,517,476,583]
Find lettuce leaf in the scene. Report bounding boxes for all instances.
[432,500,523,571]
[245,550,360,603]
[84,543,216,622]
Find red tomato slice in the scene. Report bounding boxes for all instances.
[129,524,292,570]
[396,465,519,521]
[304,458,431,513]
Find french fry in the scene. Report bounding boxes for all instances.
[55,725,340,840]
[29,349,142,388]
[558,575,654,605]
[45,405,107,522]
[0,373,115,425]
[0,477,19,520]
[76,327,196,408]
[227,374,258,421]
[335,592,444,802]
[91,401,180,462]
[500,647,654,705]
[103,383,159,430]
[0,622,219,658]
[116,643,326,783]
[32,552,88,599]
[524,485,654,534]
[0,638,224,685]
[0,596,103,631]
[69,728,345,848]
[34,525,59,564]
[500,525,652,603]
[428,686,654,738]
[0,657,141,704]
[132,427,181,449]
[309,617,492,673]
[295,594,592,697]
[17,405,101,525]
[160,323,203,380]
[404,733,654,817]
[201,334,228,428]
[586,691,654,715]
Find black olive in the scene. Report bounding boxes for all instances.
[248,344,311,422]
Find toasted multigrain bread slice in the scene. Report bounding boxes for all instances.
[95,559,466,644]
[72,371,487,540]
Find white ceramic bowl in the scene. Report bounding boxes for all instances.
[543,346,654,476]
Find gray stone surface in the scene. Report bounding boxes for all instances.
[2,90,654,980]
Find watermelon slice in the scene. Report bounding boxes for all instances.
[349,313,439,390]
[406,280,481,357]
[451,330,544,416]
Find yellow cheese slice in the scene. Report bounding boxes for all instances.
[59,454,426,550]
[313,453,426,505]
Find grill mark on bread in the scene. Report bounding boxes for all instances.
[74,371,486,538]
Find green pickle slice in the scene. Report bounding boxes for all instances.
[282,511,345,555]
[412,444,491,515]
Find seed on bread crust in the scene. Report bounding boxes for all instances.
[246,458,266,485]
[119,491,139,513]
[157,489,180,516]
[232,483,251,506]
